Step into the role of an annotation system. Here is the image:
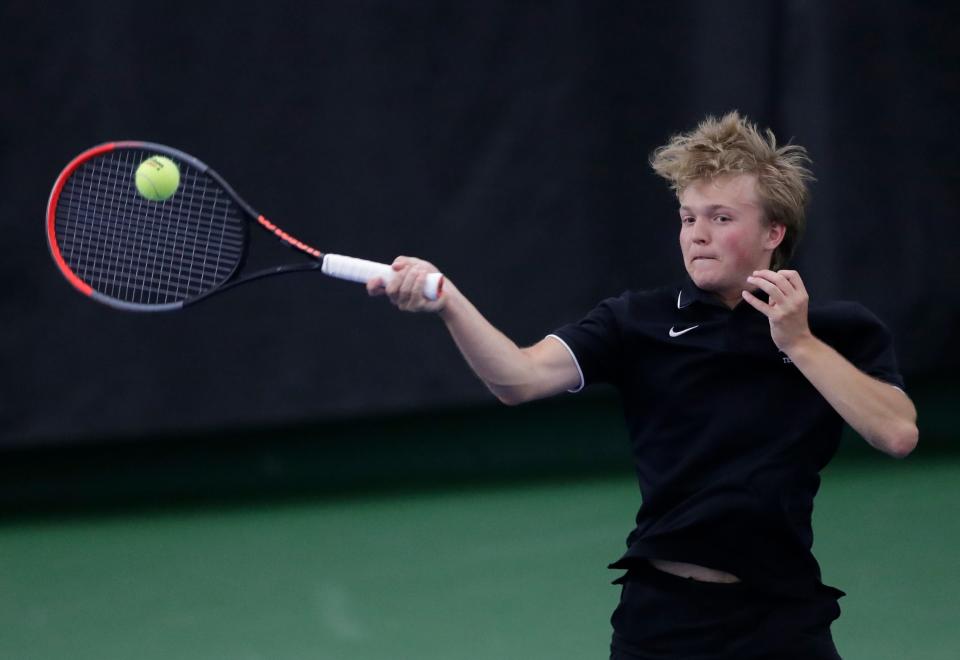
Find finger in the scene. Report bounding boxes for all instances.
[406,267,436,310]
[746,274,787,304]
[395,264,421,308]
[753,269,796,295]
[392,256,411,271]
[779,270,807,296]
[385,264,409,298]
[741,289,771,316]
[412,271,428,307]
[366,277,386,296]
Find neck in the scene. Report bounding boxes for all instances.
[719,292,743,309]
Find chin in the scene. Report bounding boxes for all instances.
[689,270,735,295]
[688,268,719,291]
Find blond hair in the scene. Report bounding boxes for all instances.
[650,111,813,270]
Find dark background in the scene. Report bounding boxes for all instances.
[3,1,958,449]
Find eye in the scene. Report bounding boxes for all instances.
[714,215,732,223]
[680,216,695,225]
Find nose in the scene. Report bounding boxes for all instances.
[690,217,710,244]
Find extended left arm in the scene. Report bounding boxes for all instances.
[743,269,918,458]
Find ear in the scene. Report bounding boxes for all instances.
[764,221,786,251]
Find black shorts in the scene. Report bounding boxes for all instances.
[610,562,842,660]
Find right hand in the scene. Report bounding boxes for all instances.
[367,256,446,313]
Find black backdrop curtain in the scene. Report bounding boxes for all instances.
[2,1,957,447]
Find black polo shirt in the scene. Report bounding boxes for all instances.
[550,277,905,600]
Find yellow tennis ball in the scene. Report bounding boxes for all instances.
[135,155,180,201]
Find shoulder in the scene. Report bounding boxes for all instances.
[557,284,675,337]
[811,300,888,327]
[603,283,679,316]
[810,300,893,341]
[811,299,903,385]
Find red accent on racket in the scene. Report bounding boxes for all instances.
[46,142,443,311]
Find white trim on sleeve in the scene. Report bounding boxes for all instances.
[546,334,585,393]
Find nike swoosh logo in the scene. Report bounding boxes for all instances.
[669,325,700,337]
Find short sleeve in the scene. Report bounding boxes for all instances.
[824,303,906,390]
[549,295,626,390]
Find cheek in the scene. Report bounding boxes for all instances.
[717,229,758,263]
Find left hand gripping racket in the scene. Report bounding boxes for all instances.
[46,141,443,311]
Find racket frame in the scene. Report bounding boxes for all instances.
[47,141,441,311]
[46,141,321,311]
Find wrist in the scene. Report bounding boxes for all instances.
[437,281,463,322]
[783,332,822,363]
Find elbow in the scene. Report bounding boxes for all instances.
[885,423,919,459]
[492,387,529,407]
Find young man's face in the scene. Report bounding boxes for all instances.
[678,174,784,307]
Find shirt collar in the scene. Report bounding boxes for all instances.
[677,276,769,311]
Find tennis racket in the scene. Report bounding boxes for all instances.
[46,141,443,312]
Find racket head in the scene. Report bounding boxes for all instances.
[46,141,253,311]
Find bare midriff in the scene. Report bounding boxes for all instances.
[649,559,742,584]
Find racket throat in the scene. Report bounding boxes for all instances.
[257,215,322,258]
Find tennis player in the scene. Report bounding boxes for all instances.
[369,112,918,659]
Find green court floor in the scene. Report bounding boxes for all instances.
[1,453,957,659]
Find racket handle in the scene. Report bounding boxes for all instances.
[321,254,444,300]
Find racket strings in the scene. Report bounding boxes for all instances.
[54,150,245,305]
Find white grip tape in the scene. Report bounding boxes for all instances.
[321,254,443,300]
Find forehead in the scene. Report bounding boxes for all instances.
[678,174,761,212]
